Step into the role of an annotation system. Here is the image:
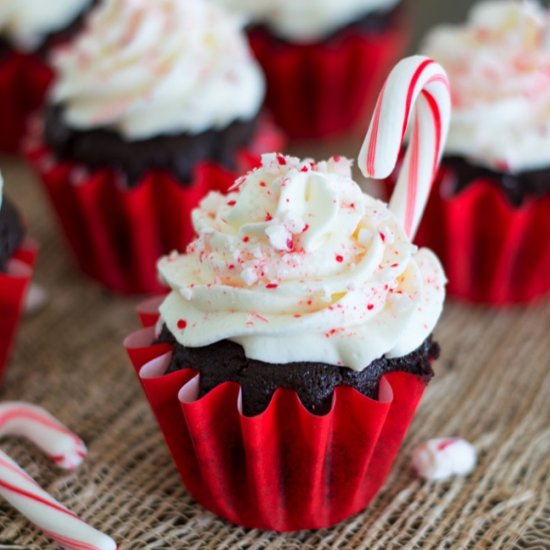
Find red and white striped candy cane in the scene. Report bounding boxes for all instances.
[0,402,87,470]
[0,450,116,550]
[358,55,451,240]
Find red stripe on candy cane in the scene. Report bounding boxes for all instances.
[358,56,451,240]
[402,58,435,139]
[0,478,80,519]
[405,122,421,237]
[366,85,385,175]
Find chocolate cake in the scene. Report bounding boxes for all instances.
[44,105,260,186]
[0,198,24,272]
[251,1,404,44]
[157,326,438,416]
[444,156,550,207]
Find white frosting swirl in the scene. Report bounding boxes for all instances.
[0,0,90,51]
[214,0,400,42]
[51,0,265,139]
[158,154,446,371]
[423,0,550,173]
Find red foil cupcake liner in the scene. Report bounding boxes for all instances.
[414,167,550,305]
[124,304,429,531]
[248,18,407,140]
[0,240,37,380]
[0,53,53,153]
[25,119,285,295]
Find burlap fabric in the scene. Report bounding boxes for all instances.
[0,156,548,549]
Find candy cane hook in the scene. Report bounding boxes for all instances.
[0,402,116,550]
[358,55,451,239]
[0,402,87,470]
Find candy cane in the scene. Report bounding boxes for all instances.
[0,402,87,470]
[0,450,117,550]
[358,55,451,239]
[0,402,116,549]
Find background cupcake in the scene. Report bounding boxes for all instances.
[27,0,283,295]
[0,0,92,153]
[215,0,408,139]
[0,173,36,380]
[418,0,550,305]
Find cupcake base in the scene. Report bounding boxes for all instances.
[415,163,550,305]
[124,301,434,531]
[0,240,37,380]
[25,117,285,295]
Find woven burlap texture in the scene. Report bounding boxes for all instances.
[0,158,548,549]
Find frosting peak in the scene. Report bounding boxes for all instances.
[51,0,265,139]
[159,154,446,371]
[423,0,550,173]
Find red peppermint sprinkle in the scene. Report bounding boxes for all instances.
[242,236,250,243]
[333,155,341,161]
[259,181,267,187]
[265,212,273,222]
[391,263,398,268]
[293,314,302,318]
[228,264,235,270]
[277,155,287,165]
[379,232,386,242]
[287,239,294,250]
[227,200,236,207]
[300,165,309,172]
[367,304,374,311]
[302,224,310,233]
[266,283,278,289]
[336,255,344,263]
[437,439,457,451]
[177,319,187,330]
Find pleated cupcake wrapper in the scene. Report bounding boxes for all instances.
[0,240,37,380]
[413,166,550,306]
[25,118,285,295]
[249,20,407,140]
[0,53,52,153]
[124,304,429,532]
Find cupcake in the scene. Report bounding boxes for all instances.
[214,0,408,139]
[124,54,451,531]
[0,0,92,153]
[26,0,283,295]
[0,174,37,381]
[418,0,550,305]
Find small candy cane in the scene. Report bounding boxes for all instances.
[0,451,116,550]
[359,55,451,240]
[0,402,86,470]
[0,402,116,550]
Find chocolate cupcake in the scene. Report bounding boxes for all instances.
[0,174,36,380]
[124,54,451,531]
[156,153,445,414]
[0,0,92,153]
[418,0,550,304]
[27,0,283,295]
[214,0,408,138]
[125,151,447,529]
